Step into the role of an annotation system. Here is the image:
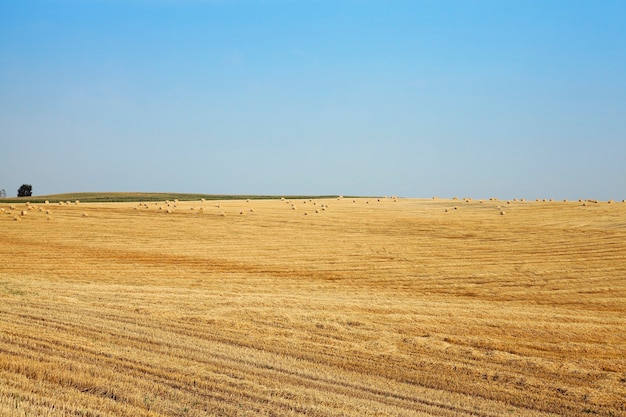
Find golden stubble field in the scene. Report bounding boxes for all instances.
[0,197,624,417]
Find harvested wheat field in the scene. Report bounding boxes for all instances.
[0,197,625,417]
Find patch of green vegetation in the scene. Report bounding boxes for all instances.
[0,281,26,296]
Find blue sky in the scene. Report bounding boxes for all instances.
[1,0,625,199]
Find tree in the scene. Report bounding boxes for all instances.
[17,184,32,197]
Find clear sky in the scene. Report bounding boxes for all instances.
[1,0,625,200]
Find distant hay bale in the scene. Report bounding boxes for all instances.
[499,211,506,215]
[45,210,51,215]
[249,208,254,212]
[81,212,88,217]
[444,208,448,213]
[75,200,80,205]
[582,202,587,207]
[44,200,49,205]
[453,206,458,210]
[292,206,297,210]
[315,209,319,213]
[13,215,20,221]
[9,205,16,210]
[608,199,613,204]
[47,216,53,221]
[304,212,308,215]
[201,198,206,203]
[20,210,27,216]
[452,196,458,200]
[246,199,250,203]
[166,208,173,214]
[220,212,226,217]
[240,210,245,215]
[198,207,205,214]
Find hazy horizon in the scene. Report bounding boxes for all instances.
[2,1,625,201]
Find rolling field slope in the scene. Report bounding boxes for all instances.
[0,197,624,416]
